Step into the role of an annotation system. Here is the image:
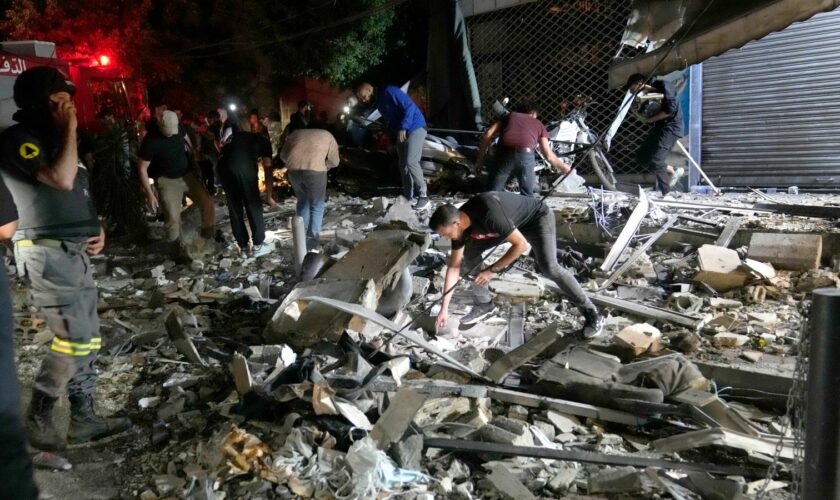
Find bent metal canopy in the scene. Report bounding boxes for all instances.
[609,0,840,88]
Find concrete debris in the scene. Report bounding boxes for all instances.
[614,323,662,355]
[588,466,644,494]
[747,232,822,271]
[11,192,826,498]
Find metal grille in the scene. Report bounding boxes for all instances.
[702,7,840,188]
[464,0,649,175]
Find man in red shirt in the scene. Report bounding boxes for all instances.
[475,101,570,196]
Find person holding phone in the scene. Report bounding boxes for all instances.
[0,66,130,451]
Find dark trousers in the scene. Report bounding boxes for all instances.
[288,170,327,251]
[15,243,100,399]
[220,167,265,249]
[397,128,428,200]
[462,209,597,314]
[487,148,537,197]
[199,158,215,194]
[0,268,38,500]
[637,126,681,195]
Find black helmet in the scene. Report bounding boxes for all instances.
[14,66,76,110]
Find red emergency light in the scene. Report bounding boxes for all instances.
[98,54,111,66]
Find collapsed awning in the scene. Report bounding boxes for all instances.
[608,0,840,88]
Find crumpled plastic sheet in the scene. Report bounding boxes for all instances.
[271,431,429,499]
[329,437,429,500]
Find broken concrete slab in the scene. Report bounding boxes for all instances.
[668,292,703,314]
[371,388,426,450]
[743,258,776,281]
[588,466,644,494]
[490,273,544,302]
[485,322,566,383]
[230,352,252,394]
[304,297,486,379]
[698,244,741,274]
[614,323,662,356]
[695,244,748,292]
[485,463,537,500]
[653,428,793,459]
[479,422,534,447]
[543,411,582,434]
[264,278,379,349]
[322,226,431,295]
[694,269,748,293]
[747,232,822,271]
[586,293,702,329]
[713,332,750,348]
[164,306,205,366]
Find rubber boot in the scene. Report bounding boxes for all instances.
[168,240,192,264]
[67,394,130,444]
[25,390,67,451]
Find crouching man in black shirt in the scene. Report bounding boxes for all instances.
[430,192,604,338]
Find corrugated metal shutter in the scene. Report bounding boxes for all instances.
[702,8,840,188]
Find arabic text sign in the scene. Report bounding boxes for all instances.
[0,55,27,76]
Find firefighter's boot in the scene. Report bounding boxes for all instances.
[25,390,67,451]
[67,393,130,444]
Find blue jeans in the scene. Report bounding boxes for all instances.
[288,170,327,250]
[487,147,537,196]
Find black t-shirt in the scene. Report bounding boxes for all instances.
[652,80,683,134]
[0,176,17,226]
[218,132,272,173]
[139,132,189,179]
[0,123,99,241]
[452,192,547,250]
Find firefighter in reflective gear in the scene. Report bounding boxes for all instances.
[0,66,129,450]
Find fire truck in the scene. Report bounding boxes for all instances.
[0,40,147,132]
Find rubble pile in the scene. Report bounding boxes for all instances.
[11,190,839,499]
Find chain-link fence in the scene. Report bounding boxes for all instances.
[465,0,648,175]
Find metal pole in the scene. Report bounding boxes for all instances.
[803,288,840,499]
[676,141,720,195]
[292,216,306,277]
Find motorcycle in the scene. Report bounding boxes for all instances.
[533,97,619,191]
[332,103,479,196]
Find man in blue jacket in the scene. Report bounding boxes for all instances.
[356,82,430,210]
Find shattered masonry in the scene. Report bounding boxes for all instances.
[12,188,838,499]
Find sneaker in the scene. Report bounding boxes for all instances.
[252,242,274,258]
[460,302,498,325]
[669,167,685,188]
[414,197,432,211]
[582,309,606,339]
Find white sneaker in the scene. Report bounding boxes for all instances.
[252,242,274,258]
[669,167,685,188]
